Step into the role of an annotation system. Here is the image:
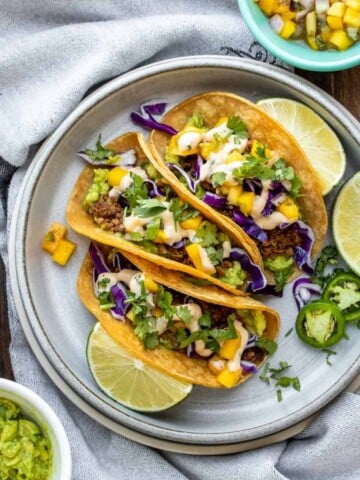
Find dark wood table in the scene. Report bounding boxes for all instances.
[1,65,359,381]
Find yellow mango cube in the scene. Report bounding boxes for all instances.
[107,167,128,187]
[220,336,241,360]
[345,0,360,10]
[155,229,169,244]
[226,150,244,164]
[144,276,159,293]
[126,307,135,322]
[216,367,242,388]
[42,222,67,254]
[281,10,296,19]
[277,197,299,220]
[208,355,226,375]
[214,117,229,127]
[327,1,347,16]
[185,244,216,275]
[259,0,276,15]
[250,139,266,158]
[238,191,255,216]
[227,185,244,206]
[180,215,203,230]
[280,20,297,39]
[321,25,332,42]
[329,29,354,49]
[344,7,360,26]
[327,15,344,29]
[51,239,76,266]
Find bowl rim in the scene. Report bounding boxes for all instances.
[238,0,360,72]
[0,378,72,479]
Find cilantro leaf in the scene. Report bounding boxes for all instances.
[123,173,148,210]
[211,172,226,187]
[198,311,212,328]
[145,216,161,241]
[157,286,175,320]
[144,332,160,350]
[196,221,219,247]
[133,199,167,218]
[233,157,273,180]
[227,116,248,139]
[312,245,338,285]
[84,134,116,162]
[176,306,193,324]
[169,198,198,224]
[255,338,278,356]
[206,246,224,266]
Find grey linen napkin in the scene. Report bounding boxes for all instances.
[1,2,360,479]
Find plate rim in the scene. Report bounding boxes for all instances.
[9,55,360,446]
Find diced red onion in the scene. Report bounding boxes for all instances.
[269,14,284,34]
[292,276,322,311]
[229,248,267,292]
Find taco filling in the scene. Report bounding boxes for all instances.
[78,135,266,292]
[87,242,274,388]
[162,114,315,291]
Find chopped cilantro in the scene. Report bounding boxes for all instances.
[233,157,273,180]
[144,332,160,350]
[198,311,212,328]
[176,306,193,324]
[145,217,161,241]
[322,348,337,365]
[196,221,219,247]
[122,173,148,210]
[129,232,144,242]
[157,286,175,320]
[312,245,338,286]
[255,338,278,356]
[97,277,111,289]
[98,291,115,310]
[260,360,301,402]
[285,327,293,337]
[133,199,167,218]
[169,198,198,224]
[206,246,224,266]
[277,389,283,402]
[227,116,248,139]
[84,135,116,162]
[211,172,226,187]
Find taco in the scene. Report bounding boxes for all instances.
[148,92,328,291]
[78,242,280,388]
[66,131,267,295]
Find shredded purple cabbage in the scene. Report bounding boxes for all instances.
[173,240,185,249]
[186,343,196,358]
[194,155,203,180]
[110,282,129,320]
[243,178,262,195]
[203,192,227,209]
[233,210,268,242]
[261,181,287,216]
[292,276,322,311]
[144,179,164,198]
[229,248,267,292]
[281,221,315,275]
[167,163,199,193]
[240,360,258,374]
[130,100,177,135]
[89,243,110,275]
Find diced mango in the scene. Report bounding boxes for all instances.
[277,197,299,220]
[281,9,296,20]
[226,150,244,164]
[259,0,276,16]
[345,0,360,10]
[185,244,216,275]
[238,191,255,216]
[214,117,229,127]
[107,167,128,187]
[216,367,242,388]
[344,7,360,26]
[280,20,297,39]
[144,276,159,293]
[327,1,346,16]
[155,229,169,243]
[127,307,135,322]
[42,222,67,254]
[208,355,226,376]
[250,139,266,158]
[180,215,203,230]
[327,15,344,29]
[329,29,354,49]
[219,336,241,360]
[227,185,244,206]
[273,0,291,14]
[153,307,163,318]
[199,139,218,159]
[51,239,76,266]
[321,25,332,42]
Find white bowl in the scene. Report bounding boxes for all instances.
[0,378,72,480]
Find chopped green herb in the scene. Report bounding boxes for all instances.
[188,114,205,129]
[196,221,219,248]
[145,217,161,241]
[122,173,148,210]
[98,291,115,310]
[277,389,283,402]
[157,286,175,320]
[144,332,160,350]
[176,306,193,324]
[260,362,270,385]
[255,338,278,356]
[198,311,212,328]
[211,172,226,187]
[84,135,116,162]
[312,245,338,286]
[133,199,167,218]
[227,116,248,139]
[285,328,293,337]
[322,348,337,365]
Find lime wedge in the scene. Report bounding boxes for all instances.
[86,323,193,412]
[332,172,360,275]
[257,98,346,195]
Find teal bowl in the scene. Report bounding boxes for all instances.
[238,0,360,71]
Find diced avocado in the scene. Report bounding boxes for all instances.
[220,261,247,287]
[82,168,109,208]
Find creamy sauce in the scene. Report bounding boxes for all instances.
[198,245,216,275]
[177,131,203,153]
[222,240,231,259]
[251,180,288,230]
[227,321,249,372]
[108,166,148,199]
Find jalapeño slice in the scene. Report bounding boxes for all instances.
[322,272,360,322]
[295,299,345,348]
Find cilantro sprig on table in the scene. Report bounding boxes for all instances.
[84,135,116,162]
[260,361,301,402]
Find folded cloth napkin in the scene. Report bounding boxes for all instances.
[1,2,360,479]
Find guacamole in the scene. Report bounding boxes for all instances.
[0,398,52,480]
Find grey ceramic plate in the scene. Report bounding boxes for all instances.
[9,56,360,449]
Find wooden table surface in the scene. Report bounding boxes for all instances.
[0,65,359,381]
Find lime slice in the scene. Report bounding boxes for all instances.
[333,172,360,275]
[257,98,346,195]
[86,323,193,412]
